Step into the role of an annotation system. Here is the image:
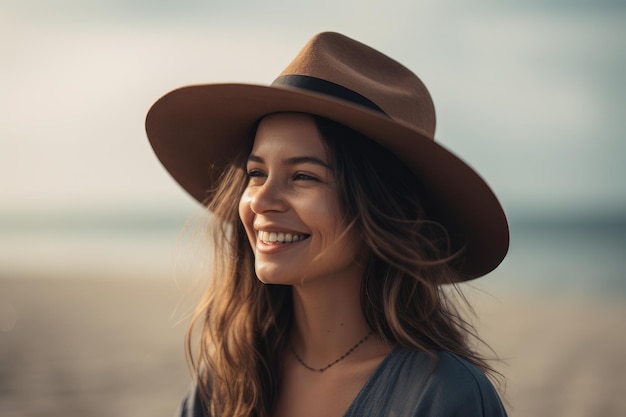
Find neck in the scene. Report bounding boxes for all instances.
[289,269,370,362]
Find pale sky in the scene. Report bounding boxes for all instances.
[1,0,624,218]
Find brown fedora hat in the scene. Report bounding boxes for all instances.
[145,31,509,280]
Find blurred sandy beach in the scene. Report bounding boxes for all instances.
[2,270,625,417]
[1,206,625,417]
[0,274,189,417]
[472,290,626,417]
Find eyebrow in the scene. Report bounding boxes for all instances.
[247,154,331,169]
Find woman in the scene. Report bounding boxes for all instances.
[146,32,509,417]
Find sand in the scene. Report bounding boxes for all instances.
[471,290,626,417]
[1,274,625,417]
[0,275,189,417]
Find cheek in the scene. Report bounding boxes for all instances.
[316,195,345,230]
[238,192,247,222]
[238,192,255,239]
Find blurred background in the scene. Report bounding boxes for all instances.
[1,0,625,416]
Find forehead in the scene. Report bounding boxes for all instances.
[251,113,327,159]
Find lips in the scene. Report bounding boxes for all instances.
[257,230,310,244]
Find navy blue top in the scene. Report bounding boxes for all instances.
[178,348,508,417]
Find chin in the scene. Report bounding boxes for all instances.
[254,268,284,285]
[256,274,292,286]
[255,269,301,286]
[255,275,273,285]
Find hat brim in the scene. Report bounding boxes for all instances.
[145,83,509,280]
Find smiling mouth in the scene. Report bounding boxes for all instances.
[258,231,311,244]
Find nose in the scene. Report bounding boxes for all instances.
[248,177,289,214]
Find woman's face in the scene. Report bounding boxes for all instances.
[238,113,364,287]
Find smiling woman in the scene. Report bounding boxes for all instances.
[145,32,509,417]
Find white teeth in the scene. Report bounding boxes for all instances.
[258,231,307,244]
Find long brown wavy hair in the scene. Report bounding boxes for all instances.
[186,114,500,417]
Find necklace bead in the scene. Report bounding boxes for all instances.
[289,331,373,372]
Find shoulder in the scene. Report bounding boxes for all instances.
[429,351,505,411]
[355,348,507,417]
[429,350,498,393]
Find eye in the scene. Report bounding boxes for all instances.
[247,169,265,178]
[246,168,266,185]
[293,172,318,181]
